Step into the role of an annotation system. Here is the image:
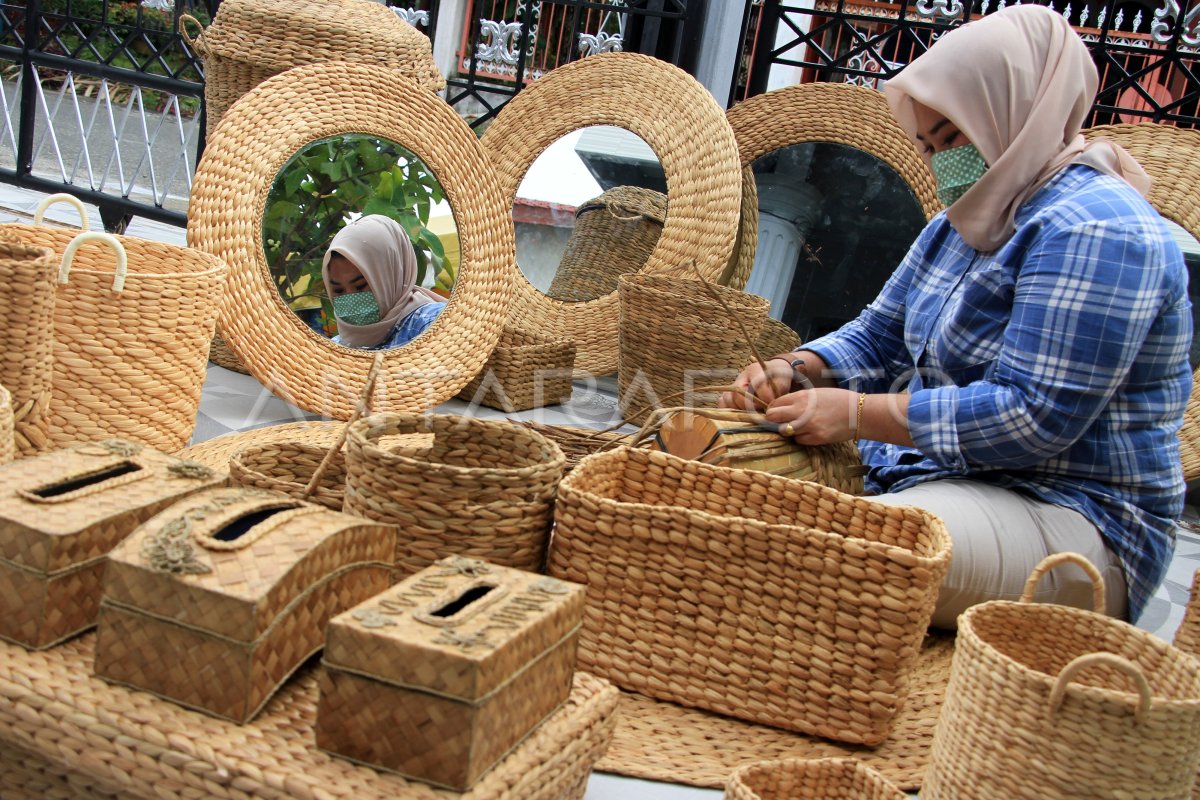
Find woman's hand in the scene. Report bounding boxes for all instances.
[719,357,798,411]
[765,388,861,445]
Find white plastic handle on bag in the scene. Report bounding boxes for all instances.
[33,193,90,230]
[60,231,127,292]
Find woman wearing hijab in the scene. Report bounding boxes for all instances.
[722,4,1192,628]
[321,214,445,350]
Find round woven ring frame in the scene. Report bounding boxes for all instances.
[481,51,744,377]
[726,82,941,227]
[188,61,514,419]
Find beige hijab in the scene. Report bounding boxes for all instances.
[883,4,1150,252]
[321,214,441,348]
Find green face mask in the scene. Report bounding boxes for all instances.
[931,143,988,207]
[332,291,381,326]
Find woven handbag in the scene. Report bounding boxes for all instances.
[546,185,667,303]
[456,325,576,412]
[0,241,56,455]
[618,273,769,425]
[3,196,227,452]
[725,758,907,800]
[923,552,1200,799]
[343,413,565,577]
[547,446,952,746]
[1176,568,1200,658]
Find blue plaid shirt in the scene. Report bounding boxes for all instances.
[805,164,1192,621]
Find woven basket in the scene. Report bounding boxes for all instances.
[180,0,443,141]
[207,331,250,375]
[3,204,227,452]
[546,185,667,303]
[725,758,908,800]
[618,273,769,425]
[1173,568,1200,658]
[0,241,56,456]
[547,446,952,746]
[456,325,577,412]
[755,317,803,358]
[0,383,13,465]
[343,413,566,577]
[228,441,346,510]
[923,553,1200,799]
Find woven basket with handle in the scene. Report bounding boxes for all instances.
[725,758,908,800]
[0,241,55,455]
[343,413,565,577]
[547,446,951,746]
[923,552,1200,799]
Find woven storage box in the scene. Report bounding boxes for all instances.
[456,325,577,412]
[2,212,228,452]
[725,758,908,800]
[0,383,14,465]
[181,0,443,141]
[618,273,769,425]
[923,553,1200,799]
[228,440,346,511]
[317,556,585,790]
[344,413,565,577]
[94,486,395,722]
[0,241,55,456]
[1176,568,1200,657]
[0,440,224,650]
[650,408,863,494]
[547,446,952,746]
[546,185,667,303]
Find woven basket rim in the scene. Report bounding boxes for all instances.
[188,61,513,419]
[2,226,228,279]
[481,51,743,376]
[561,446,951,566]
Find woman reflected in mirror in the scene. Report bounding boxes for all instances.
[322,215,445,350]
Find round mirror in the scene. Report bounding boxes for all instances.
[513,125,667,302]
[262,134,460,351]
[748,142,926,341]
[188,62,513,419]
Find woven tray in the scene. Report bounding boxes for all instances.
[0,635,618,800]
[482,52,743,376]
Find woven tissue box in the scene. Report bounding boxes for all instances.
[317,555,586,791]
[94,486,395,722]
[0,439,224,649]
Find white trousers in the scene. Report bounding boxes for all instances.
[869,479,1127,629]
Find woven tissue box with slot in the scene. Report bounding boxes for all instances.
[94,486,395,722]
[0,439,224,649]
[316,556,585,791]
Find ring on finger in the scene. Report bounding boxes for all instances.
[779,422,795,437]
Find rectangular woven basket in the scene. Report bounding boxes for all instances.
[547,446,952,746]
[456,325,577,412]
[95,487,395,722]
[725,758,908,800]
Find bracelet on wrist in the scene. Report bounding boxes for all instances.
[768,355,810,391]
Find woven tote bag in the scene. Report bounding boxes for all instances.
[344,413,565,577]
[3,196,227,451]
[618,273,769,425]
[922,552,1200,800]
[0,241,55,455]
[547,446,952,746]
[725,758,907,800]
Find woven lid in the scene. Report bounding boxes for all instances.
[194,0,444,90]
[576,185,667,224]
[326,556,585,702]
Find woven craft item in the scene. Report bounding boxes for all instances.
[0,440,223,649]
[545,185,667,303]
[755,317,803,359]
[94,486,395,722]
[188,62,514,418]
[0,636,618,800]
[618,272,769,425]
[923,552,1200,799]
[229,440,347,510]
[344,413,565,577]
[174,420,345,468]
[482,52,743,376]
[1082,123,1200,483]
[0,240,55,455]
[1176,568,1200,658]
[0,383,14,465]
[548,446,952,746]
[179,0,443,141]
[725,758,908,800]
[318,556,585,790]
[721,166,761,291]
[3,198,228,452]
[648,408,863,494]
[518,421,636,476]
[455,325,577,412]
[207,330,251,374]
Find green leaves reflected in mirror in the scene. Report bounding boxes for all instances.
[263,134,460,347]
